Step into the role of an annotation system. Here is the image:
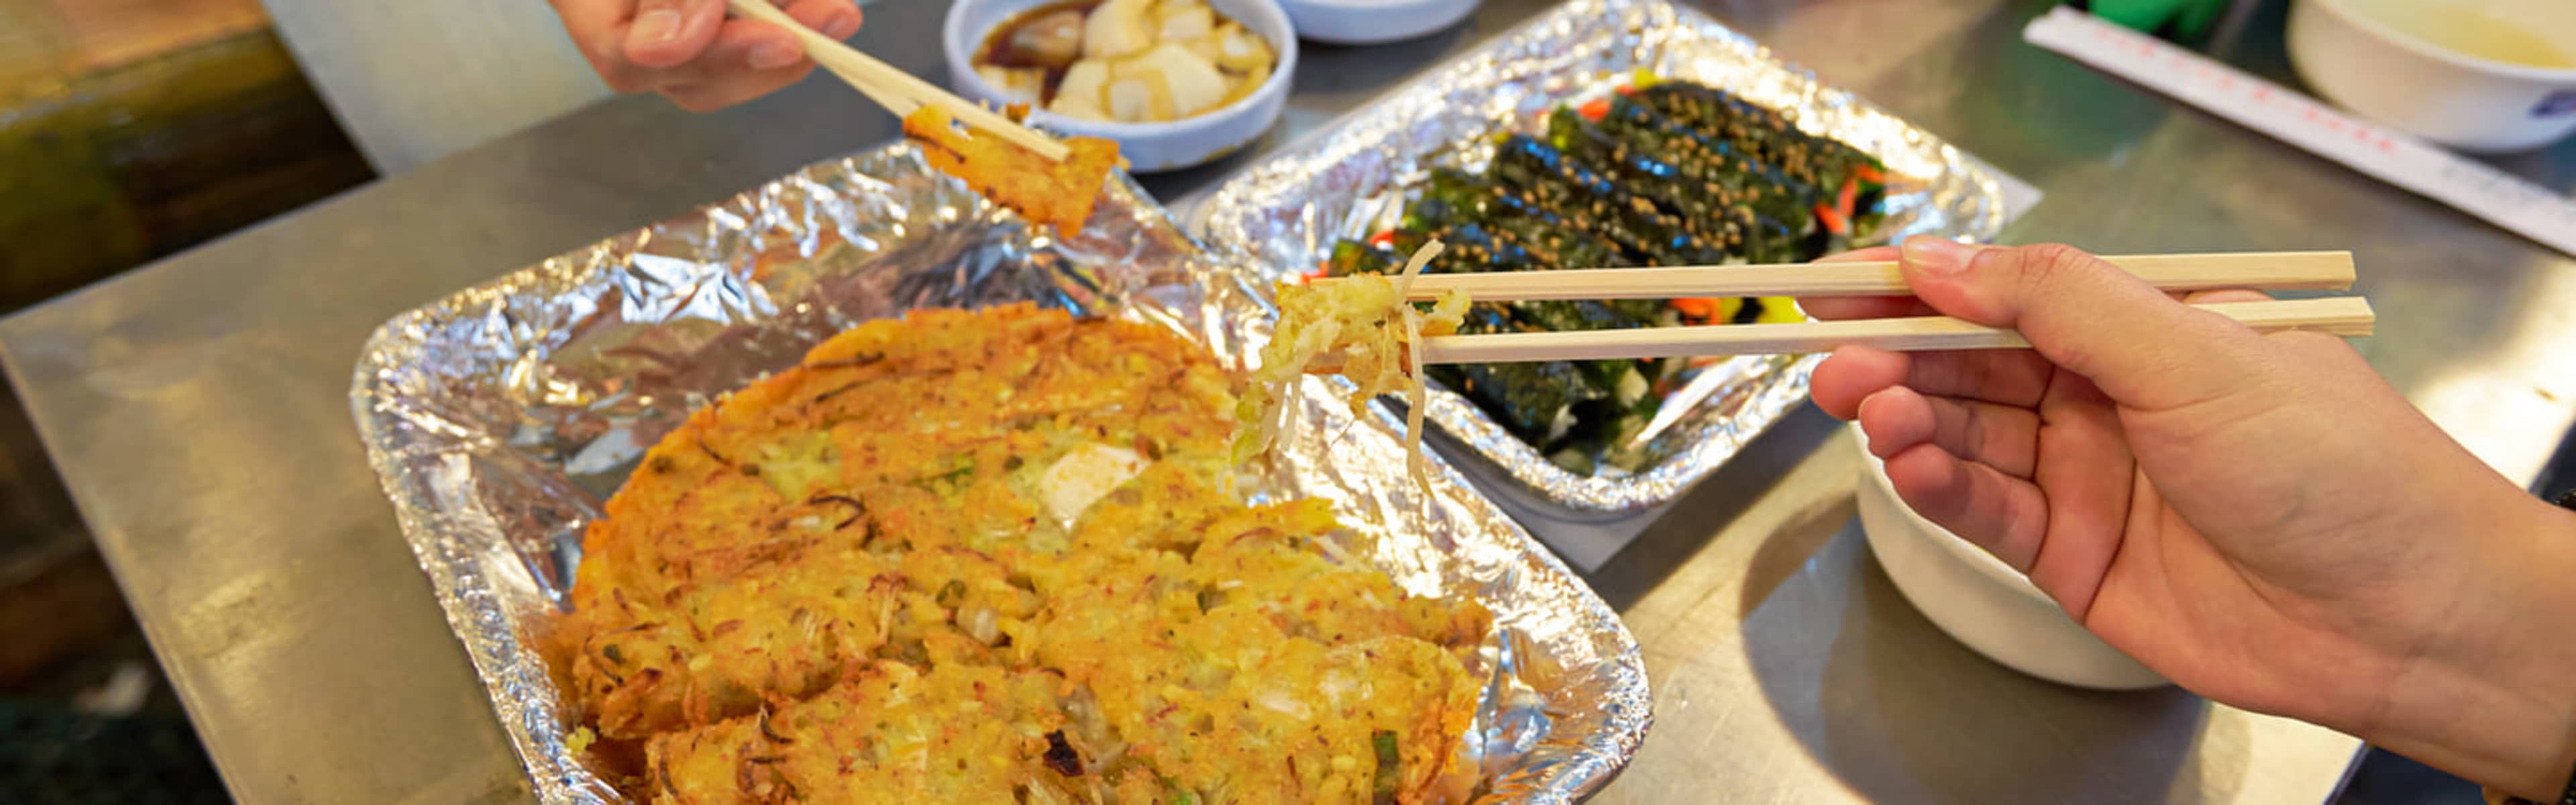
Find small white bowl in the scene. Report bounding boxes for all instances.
[1849,423,2167,690]
[1279,0,1477,46]
[2288,0,2576,153]
[944,0,1298,172]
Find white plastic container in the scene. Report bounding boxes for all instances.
[2287,0,2576,153]
[945,0,1298,172]
[1850,425,2168,690]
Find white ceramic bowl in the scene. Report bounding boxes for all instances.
[944,0,1297,172]
[1279,0,1477,46]
[1850,423,2167,690]
[2287,0,2576,153]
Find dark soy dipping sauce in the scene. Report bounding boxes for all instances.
[976,0,1104,103]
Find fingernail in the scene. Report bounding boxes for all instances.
[1854,388,1888,423]
[631,9,683,46]
[749,41,804,70]
[1902,235,1976,277]
[824,11,862,39]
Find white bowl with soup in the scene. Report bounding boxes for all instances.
[946,0,1296,172]
[2288,0,2576,152]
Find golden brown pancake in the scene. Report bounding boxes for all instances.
[551,305,1489,803]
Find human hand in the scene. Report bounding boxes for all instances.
[549,0,864,111]
[1804,237,2576,800]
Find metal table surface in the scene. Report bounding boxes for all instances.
[4,0,2571,802]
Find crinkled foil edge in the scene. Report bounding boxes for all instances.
[352,143,1647,803]
[1191,0,2009,513]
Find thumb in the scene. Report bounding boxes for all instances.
[1896,236,2265,411]
[626,0,726,67]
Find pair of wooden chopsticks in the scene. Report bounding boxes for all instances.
[1315,252,2373,364]
[724,0,1069,161]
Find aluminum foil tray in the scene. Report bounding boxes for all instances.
[1191,0,2012,513]
[351,143,1648,803]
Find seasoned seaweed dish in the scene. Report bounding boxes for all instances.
[547,305,1492,803]
[1313,77,1888,474]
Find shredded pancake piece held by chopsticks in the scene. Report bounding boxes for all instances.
[903,105,1123,237]
[1238,240,1468,486]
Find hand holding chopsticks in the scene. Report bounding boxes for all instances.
[723,0,1070,161]
[1311,249,2371,364]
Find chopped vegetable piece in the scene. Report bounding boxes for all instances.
[1082,0,1157,58]
[1214,24,1272,72]
[1183,27,1229,63]
[1048,91,1111,121]
[1815,201,1849,236]
[1059,58,1113,110]
[1105,76,1164,122]
[1372,730,1402,804]
[1130,42,1231,117]
[1156,1,1214,41]
[1217,60,1271,109]
[978,64,1046,105]
[1165,775,1200,805]
[1004,9,1088,68]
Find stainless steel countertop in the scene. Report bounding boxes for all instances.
[3,0,2570,802]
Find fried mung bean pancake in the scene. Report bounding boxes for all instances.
[551,305,1491,803]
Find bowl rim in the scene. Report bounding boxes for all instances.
[1845,421,2056,606]
[2300,0,2576,83]
[1284,0,1470,13]
[943,0,1302,136]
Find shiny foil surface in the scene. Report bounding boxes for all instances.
[351,144,1647,802]
[1191,0,2011,512]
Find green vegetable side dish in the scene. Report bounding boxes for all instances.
[1313,76,1889,475]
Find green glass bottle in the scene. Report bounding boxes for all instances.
[2082,0,2229,40]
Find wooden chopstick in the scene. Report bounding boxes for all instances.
[810,60,911,118]
[724,0,1072,162]
[1318,251,2355,301]
[1408,298,2374,364]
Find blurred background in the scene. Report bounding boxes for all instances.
[0,0,623,794]
[0,1,362,796]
